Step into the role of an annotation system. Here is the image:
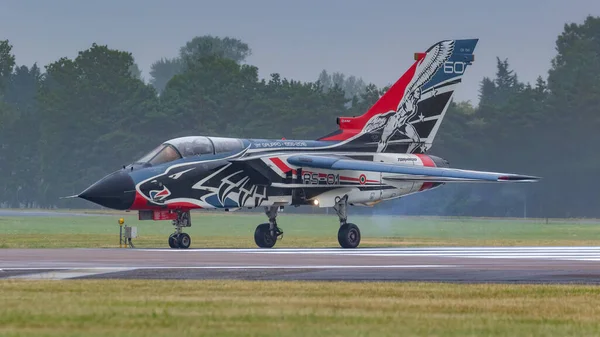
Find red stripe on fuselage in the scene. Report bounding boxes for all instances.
[419,182,435,191]
[130,191,201,211]
[270,157,296,175]
[340,176,379,183]
[166,202,202,209]
[156,189,169,197]
[415,154,436,191]
[131,191,153,210]
[415,154,436,167]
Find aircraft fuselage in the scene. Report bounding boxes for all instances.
[79,136,448,216]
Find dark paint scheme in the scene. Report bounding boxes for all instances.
[77,39,539,249]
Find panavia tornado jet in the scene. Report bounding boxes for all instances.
[78,38,539,249]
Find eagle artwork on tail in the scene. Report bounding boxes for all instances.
[363,40,455,153]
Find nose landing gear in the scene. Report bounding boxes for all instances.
[168,210,192,249]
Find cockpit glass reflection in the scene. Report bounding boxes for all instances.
[135,144,182,166]
[149,145,181,165]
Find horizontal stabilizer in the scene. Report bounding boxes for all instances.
[287,155,540,183]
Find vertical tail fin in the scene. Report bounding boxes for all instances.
[319,39,478,154]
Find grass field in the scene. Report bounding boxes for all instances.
[1,210,600,248]
[3,211,600,336]
[1,280,600,337]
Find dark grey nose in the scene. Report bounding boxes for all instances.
[79,170,136,210]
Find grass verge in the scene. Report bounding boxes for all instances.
[1,280,600,337]
[2,212,600,248]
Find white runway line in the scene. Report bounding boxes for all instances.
[136,247,600,261]
[6,268,137,280]
[2,265,454,280]
[2,265,455,271]
[135,247,600,252]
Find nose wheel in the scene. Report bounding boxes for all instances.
[168,232,191,249]
[168,211,192,249]
[168,233,178,248]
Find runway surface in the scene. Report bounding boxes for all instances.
[3,247,600,283]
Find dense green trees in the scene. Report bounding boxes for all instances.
[402,16,600,218]
[317,70,367,101]
[0,17,599,217]
[149,35,251,94]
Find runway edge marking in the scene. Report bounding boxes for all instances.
[4,268,137,280]
[0,265,458,280]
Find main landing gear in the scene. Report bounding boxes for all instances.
[168,210,192,249]
[334,195,361,248]
[254,206,284,248]
[252,196,361,249]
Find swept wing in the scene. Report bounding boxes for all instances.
[286,155,539,184]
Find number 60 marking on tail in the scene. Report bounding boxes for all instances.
[443,61,466,74]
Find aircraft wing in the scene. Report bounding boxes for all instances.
[286,155,539,183]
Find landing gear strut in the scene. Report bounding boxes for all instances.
[334,195,361,248]
[168,210,192,249]
[254,206,284,248]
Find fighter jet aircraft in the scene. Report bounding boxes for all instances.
[78,38,539,249]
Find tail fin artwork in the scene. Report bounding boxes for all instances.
[319,39,478,154]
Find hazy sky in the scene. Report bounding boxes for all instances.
[1,0,599,103]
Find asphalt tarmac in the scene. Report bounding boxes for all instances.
[2,247,600,283]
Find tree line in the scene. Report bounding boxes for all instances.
[0,17,599,218]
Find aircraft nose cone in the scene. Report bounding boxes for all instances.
[79,170,136,210]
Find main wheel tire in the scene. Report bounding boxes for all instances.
[177,233,191,249]
[254,223,277,248]
[168,233,179,249]
[338,223,361,248]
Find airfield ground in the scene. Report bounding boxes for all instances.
[1,210,600,248]
[2,210,600,336]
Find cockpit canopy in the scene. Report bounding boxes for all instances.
[134,136,246,166]
[135,143,181,166]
